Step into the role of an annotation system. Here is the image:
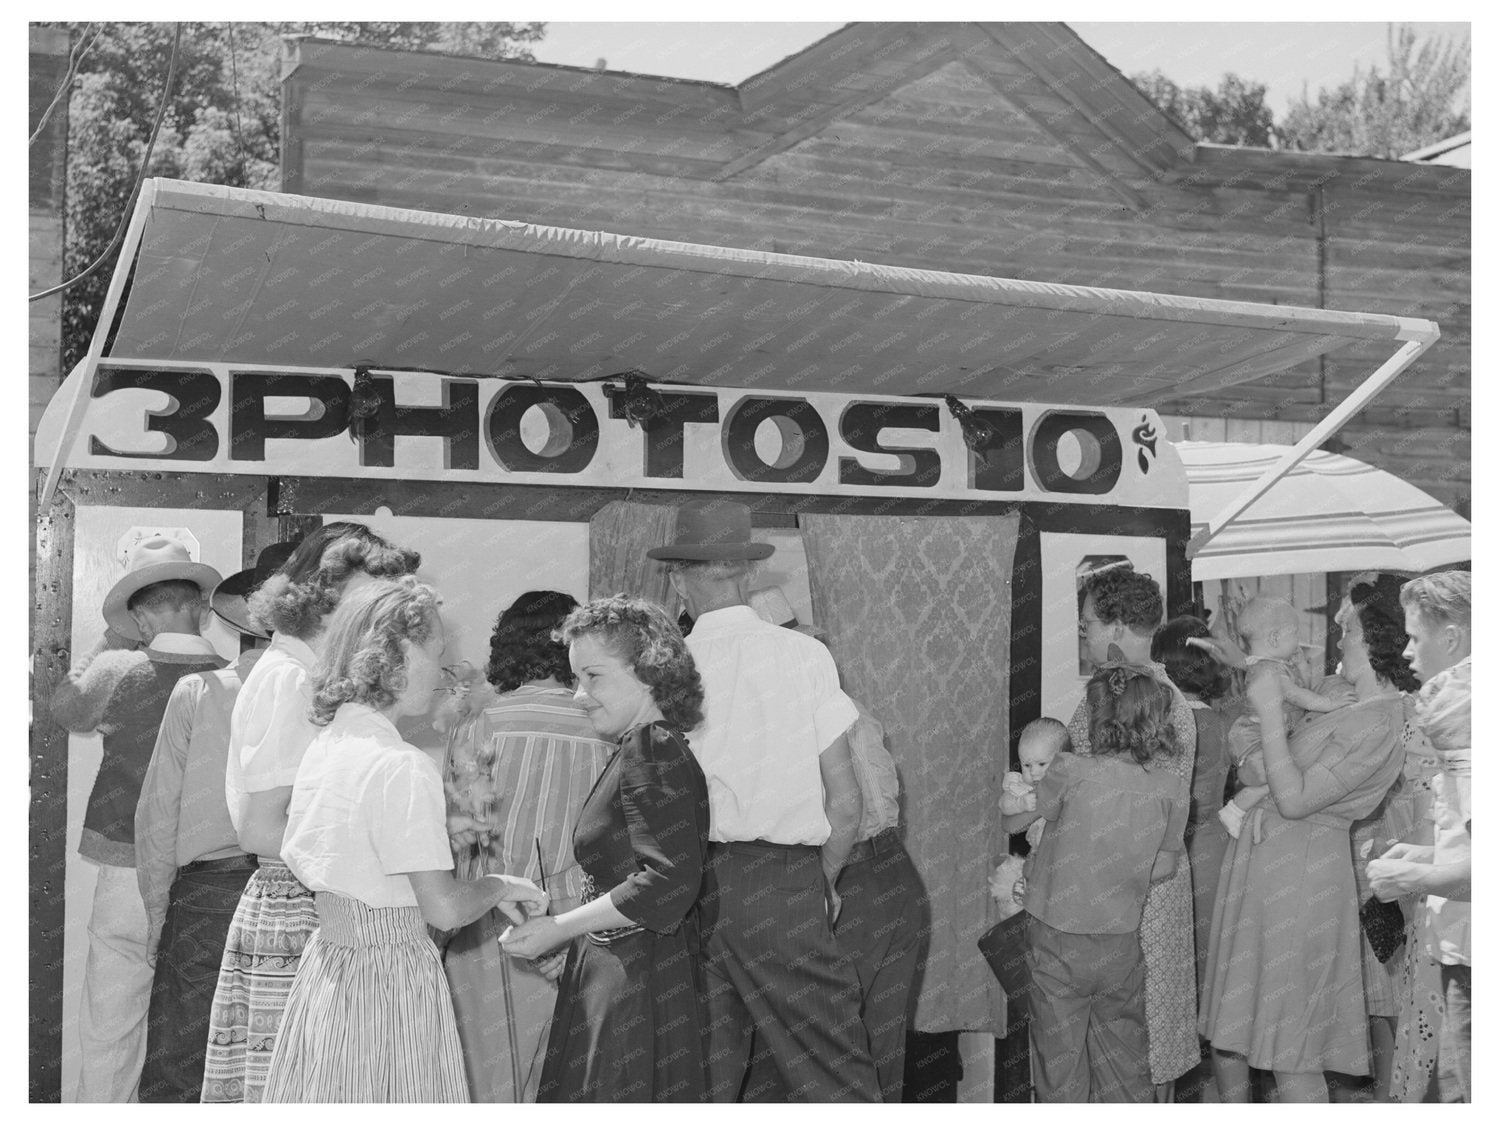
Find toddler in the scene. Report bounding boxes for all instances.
[1219,597,1346,838]
[1001,665,1188,1103]
[1000,718,1070,849]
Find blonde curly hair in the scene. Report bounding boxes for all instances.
[310,577,442,725]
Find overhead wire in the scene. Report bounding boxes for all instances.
[29,23,183,304]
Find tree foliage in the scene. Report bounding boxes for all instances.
[1279,24,1470,158]
[1131,70,1277,148]
[50,21,546,371]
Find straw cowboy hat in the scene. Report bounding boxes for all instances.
[210,540,300,639]
[103,536,222,642]
[647,498,774,561]
[748,586,824,637]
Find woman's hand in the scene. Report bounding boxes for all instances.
[533,949,568,983]
[499,915,569,959]
[484,873,548,925]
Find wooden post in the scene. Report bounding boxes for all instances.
[30,478,74,1102]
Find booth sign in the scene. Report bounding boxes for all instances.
[36,359,1185,509]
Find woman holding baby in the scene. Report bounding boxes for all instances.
[1199,575,1412,1102]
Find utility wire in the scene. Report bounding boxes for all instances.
[29,22,100,147]
[29,23,182,304]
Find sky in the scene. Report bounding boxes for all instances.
[528,19,1471,114]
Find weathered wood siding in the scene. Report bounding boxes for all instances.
[280,23,1469,515]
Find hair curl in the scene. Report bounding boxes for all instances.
[249,522,420,639]
[1086,665,1178,767]
[310,577,441,725]
[1079,563,1163,636]
[1152,615,1230,702]
[557,595,705,732]
[1347,575,1420,693]
[487,590,579,692]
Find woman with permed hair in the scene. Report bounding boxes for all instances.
[1003,663,1188,1102]
[442,591,617,1101]
[261,578,545,1102]
[500,595,712,1102]
[1200,575,1412,1102]
[204,521,420,1103]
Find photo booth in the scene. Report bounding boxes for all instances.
[31,178,1437,1099]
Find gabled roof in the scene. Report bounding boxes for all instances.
[282,23,1195,212]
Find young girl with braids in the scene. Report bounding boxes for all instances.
[1002,664,1189,1103]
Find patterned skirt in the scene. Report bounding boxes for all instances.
[200,861,317,1103]
[1141,858,1198,1084]
[261,893,468,1103]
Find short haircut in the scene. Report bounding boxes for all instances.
[250,522,420,639]
[1400,570,1471,631]
[126,578,203,614]
[1235,597,1299,645]
[1079,563,1163,635]
[310,576,441,725]
[486,590,579,693]
[557,595,705,732]
[1347,575,1420,694]
[1151,615,1230,702]
[662,558,756,581]
[1086,665,1178,767]
[1019,717,1071,757]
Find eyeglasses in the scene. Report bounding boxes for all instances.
[1078,615,1103,637]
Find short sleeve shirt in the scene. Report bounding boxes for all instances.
[281,702,453,908]
[225,632,320,837]
[1025,751,1188,935]
[685,606,858,845]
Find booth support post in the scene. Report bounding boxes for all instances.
[30,482,75,1102]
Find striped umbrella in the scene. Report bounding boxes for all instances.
[1178,440,1471,581]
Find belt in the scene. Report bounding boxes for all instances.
[846,827,901,865]
[710,839,820,855]
[179,854,258,875]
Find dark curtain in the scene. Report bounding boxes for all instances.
[802,512,1017,1036]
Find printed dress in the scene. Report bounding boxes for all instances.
[537,721,711,1102]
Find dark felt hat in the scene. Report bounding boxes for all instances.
[210,541,299,638]
[646,499,774,561]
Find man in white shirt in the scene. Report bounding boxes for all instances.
[650,498,879,1103]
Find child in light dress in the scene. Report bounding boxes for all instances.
[1215,597,1347,838]
[1000,718,1070,849]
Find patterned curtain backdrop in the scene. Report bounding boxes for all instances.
[802,513,1017,1037]
[587,500,676,608]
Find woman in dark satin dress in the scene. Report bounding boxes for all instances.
[500,596,710,1102]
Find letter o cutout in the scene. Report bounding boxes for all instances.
[722,396,829,484]
[487,384,599,473]
[1029,410,1122,494]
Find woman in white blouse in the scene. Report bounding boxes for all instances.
[262,577,546,1103]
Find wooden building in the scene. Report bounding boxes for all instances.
[280,21,1470,517]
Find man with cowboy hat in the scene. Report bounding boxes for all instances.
[52,535,227,1102]
[133,541,296,1101]
[649,498,879,1102]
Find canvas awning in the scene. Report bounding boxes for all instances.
[1179,440,1471,580]
[41,178,1438,508]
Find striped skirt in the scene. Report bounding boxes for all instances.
[261,893,468,1103]
[201,860,318,1103]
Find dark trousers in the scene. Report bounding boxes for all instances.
[1438,964,1471,1103]
[1025,916,1150,1104]
[833,830,928,1103]
[700,841,880,1103]
[138,861,255,1102]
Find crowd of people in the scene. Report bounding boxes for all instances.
[52,498,1470,1103]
